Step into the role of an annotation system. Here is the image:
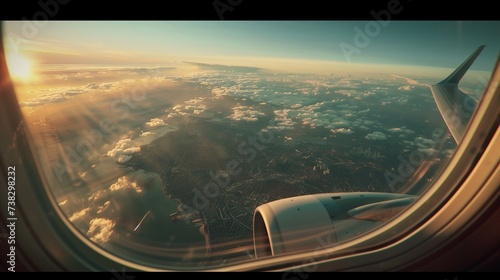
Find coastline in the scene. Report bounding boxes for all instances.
[177,201,211,257]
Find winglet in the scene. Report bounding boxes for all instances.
[439,45,485,84]
[430,46,485,144]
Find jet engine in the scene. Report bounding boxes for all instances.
[253,192,416,258]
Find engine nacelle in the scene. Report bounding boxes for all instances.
[253,192,415,258]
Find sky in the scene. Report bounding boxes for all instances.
[3,21,500,77]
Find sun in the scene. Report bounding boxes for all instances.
[6,52,33,81]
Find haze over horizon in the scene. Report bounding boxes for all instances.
[4,21,500,79]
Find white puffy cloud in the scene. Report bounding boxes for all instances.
[58,200,68,206]
[88,189,107,204]
[325,117,351,129]
[167,97,207,116]
[69,207,90,222]
[64,171,152,246]
[107,139,141,163]
[18,83,102,107]
[335,89,353,97]
[398,85,414,91]
[19,92,72,107]
[87,218,115,244]
[414,136,435,149]
[330,128,354,134]
[392,75,426,86]
[146,118,166,127]
[109,176,143,193]
[227,105,265,121]
[184,98,207,114]
[140,131,154,136]
[365,131,387,140]
[211,87,230,99]
[86,83,100,89]
[97,201,111,215]
[162,71,408,141]
[117,155,132,163]
[387,126,415,138]
[86,82,114,90]
[268,109,296,130]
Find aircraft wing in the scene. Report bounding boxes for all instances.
[430,45,485,143]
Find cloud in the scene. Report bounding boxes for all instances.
[335,90,353,97]
[19,91,79,107]
[227,105,265,122]
[86,83,100,89]
[117,155,132,163]
[184,98,207,115]
[63,171,155,247]
[330,128,354,134]
[87,218,115,244]
[140,131,154,137]
[414,136,435,149]
[86,82,114,90]
[69,207,90,222]
[146,118,166,127]
[387,126,415,138]
[418,148,438,157]
[62,89,86,96]
[392,75,427,87]
[55,74,69,80]
[106,138,141,163]
[211,87,230,99]
[398,85,414,91]
[365,131,387,140]
[325,117,351,129]
[183,61,264,73]
[18,67,167,107]
[97,201,111,215]
[109,175,143,193]
[73,72,94,79]
[161,70,393,135]
[167,97,207,116]
[19,81,118,107]
[268,109,296,130]
[58,199,68,206]
[88,190,107,204]
[118,67,174,74]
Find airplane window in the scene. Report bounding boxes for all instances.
[2,20,499,270]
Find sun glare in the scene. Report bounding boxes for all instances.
[6,52,32,81]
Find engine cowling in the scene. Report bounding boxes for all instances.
[252,192,416,258]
